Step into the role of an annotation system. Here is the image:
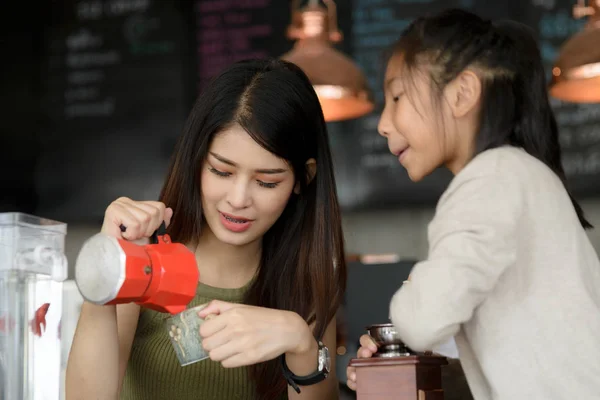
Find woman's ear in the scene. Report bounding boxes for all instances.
[294,158,317,194]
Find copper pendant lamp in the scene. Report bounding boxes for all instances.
[550,0,600,103]
[280,0,374,122]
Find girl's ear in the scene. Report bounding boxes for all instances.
[445,69,482,118]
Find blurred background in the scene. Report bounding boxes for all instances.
[1,0,599,399]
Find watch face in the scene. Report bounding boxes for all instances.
[318,343,331,373]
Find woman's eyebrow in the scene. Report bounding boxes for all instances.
[209,152,288,174]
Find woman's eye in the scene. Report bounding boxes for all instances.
[209,166,280,188]
[208,167,231,177]
[257,181,279,189]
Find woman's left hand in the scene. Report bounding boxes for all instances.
[197,300,313,368]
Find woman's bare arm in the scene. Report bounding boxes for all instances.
[65,303,140,399]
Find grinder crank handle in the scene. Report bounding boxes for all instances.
[119,221,168,244]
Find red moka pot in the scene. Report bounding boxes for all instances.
[74,224,198,314]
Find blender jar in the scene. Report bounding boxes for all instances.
[0,213,67,400]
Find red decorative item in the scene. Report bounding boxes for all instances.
[74,224,199,315]
[31,303,50,337]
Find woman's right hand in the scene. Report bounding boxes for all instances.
[346,334,378,391]
[101,197,173,241]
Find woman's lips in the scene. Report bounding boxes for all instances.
[219,212,254,233]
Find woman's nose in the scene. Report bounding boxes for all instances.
[226,179,252,209]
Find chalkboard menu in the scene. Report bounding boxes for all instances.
[519,0,600,197]
[195,0,292,90]
[35,0,190,222]
[193,0,353,87]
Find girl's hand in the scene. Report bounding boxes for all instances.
[346,334,378,391]
[198,300,313,368]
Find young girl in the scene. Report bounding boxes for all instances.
[66,59,346,400]
[347,9,600,400]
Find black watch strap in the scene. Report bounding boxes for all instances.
[280,341,329,394]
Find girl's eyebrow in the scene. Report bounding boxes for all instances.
[385,77,402,88]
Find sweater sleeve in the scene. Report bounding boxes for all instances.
[389,171,523,351]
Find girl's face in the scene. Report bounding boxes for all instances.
[200,124,296,247]
[378,54,480,180]
[378,55,451,182]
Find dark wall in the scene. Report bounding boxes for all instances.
[1,0,599,223]
[331,0,600,211]
[0,2,49,213]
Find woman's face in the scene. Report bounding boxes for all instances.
[200,124,296,247]
[378,54,452,182]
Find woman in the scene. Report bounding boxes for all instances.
[66,58,345,400]
[347,9,600,400]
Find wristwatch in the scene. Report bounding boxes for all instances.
[281,340,331,394]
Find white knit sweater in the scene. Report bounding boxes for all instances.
[390,146,600,400]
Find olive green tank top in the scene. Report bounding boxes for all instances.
[120,281,287,400]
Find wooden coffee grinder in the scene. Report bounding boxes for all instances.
[349,323,448,400]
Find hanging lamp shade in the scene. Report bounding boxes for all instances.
[281,0,374,122]
[550,1,600,103]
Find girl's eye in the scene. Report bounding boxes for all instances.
[208,167,231,177]
[257,181,279,189]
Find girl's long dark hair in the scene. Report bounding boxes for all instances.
[159,58,346,398]
[392,8,592,229]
